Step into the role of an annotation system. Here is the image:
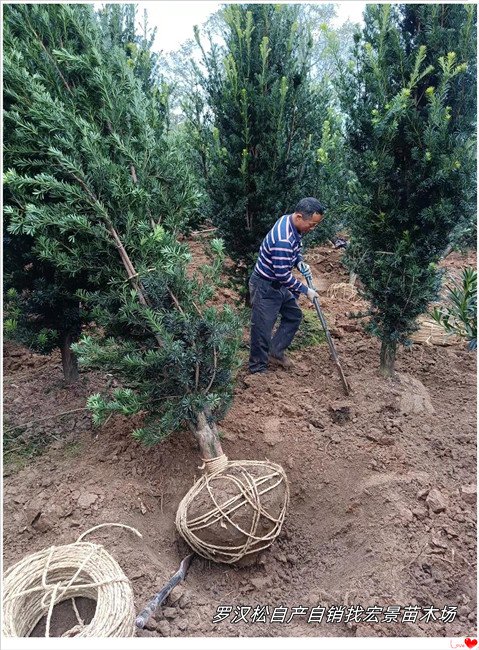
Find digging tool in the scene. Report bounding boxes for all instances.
[135,553,194,629]
[305,275,351,396]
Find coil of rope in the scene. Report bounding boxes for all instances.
[3,523,140,638]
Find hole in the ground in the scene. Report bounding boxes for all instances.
[30,597,97,637]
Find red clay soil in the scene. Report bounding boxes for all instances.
[2,245,477,639]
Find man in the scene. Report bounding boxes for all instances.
[249,197,325,374]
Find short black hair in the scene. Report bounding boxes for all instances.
[295,197,325,219]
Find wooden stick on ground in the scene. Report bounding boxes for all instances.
[135,554,194,629]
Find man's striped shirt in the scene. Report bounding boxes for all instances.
[254,214,307,295]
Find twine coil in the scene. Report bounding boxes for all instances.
[410,317,461,346]
[176,459,289,564]
[2,523,140,638]
[327,281,358,301]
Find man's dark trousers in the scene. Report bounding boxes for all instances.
[249,272,302,373]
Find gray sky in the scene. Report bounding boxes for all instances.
[132,2,367,53]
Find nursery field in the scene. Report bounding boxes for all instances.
[3,243,477,639]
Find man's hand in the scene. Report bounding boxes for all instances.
[306,287,319,302]
[298,261,313,281]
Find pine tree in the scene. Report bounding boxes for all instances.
[193,4,328,289]
[338,4,476,376]
[4,4,242,455]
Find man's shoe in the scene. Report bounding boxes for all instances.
[268,354,293,370]
[249,365,270,374]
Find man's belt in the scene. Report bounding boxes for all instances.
[253,271,281,290]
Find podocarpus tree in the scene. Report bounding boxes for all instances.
[3,5,93,382]
[98,4,167,104]
[4,250,86,384]
[337,3,477,376]
[4,4,242,456]
[304,18,362,249]
[401,3,477,254]
[193,4,327,288]
[3,4,169,383]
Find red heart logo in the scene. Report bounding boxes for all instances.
[465,640,478,649]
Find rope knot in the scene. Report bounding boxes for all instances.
[198,454,229,475]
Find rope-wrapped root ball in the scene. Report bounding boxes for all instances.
[176,457,290,564]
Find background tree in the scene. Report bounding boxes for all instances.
[3,4,94,382]
[303,16,361,249]
[4,252,87,384]
[193,4,330,290]
[162,7,228,124]
[98,3,161,93]
[163,4,359,245]
[337,3,476,376]
[401,3,477,254]
[4,3,241,455]
[3,3,185,381]
[300,3,357,81]
[302,103,354,249]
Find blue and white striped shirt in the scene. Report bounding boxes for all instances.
[254,214,307,295]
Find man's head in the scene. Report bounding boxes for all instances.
[292,197,325,234]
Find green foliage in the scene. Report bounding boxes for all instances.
[432,267,477,350]
[289,308,327,351]
[71,232,242,445]
[4,4,242,445]
[192,4,331,287]
[303,107,354,248]
[447,215,477,253]
[3,4,181,372]
[2,5,101,367]
[97,4,162,96]
[3,258,85,355]
[337,4,476,368]
[162,125,208,231]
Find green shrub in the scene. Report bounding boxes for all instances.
[432,267,477,350]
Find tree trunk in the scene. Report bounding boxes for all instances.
[60,331,79,384]
[193,410,224,460]
[441,243,453,259]
[380,338,397,378]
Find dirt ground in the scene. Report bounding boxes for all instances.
[3,244,477,639]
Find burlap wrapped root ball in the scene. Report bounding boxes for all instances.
[176,458,290,564]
